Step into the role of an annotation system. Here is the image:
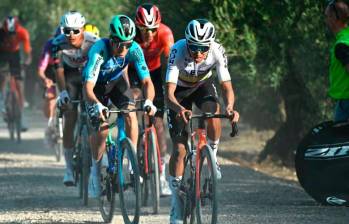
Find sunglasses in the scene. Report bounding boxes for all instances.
[138,26,158,33]
[328,0,339,19]
[187,44,210,53]
[63,28,81,36]
[110,37,133,49]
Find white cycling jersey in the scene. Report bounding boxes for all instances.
[52,32,99,69]
[166,39,231,87]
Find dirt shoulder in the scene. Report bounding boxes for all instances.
[218,125,298,182]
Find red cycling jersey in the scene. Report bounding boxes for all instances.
[135,23,174,71]
[0,25,31,53]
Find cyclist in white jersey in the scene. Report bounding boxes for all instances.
[165,19,239,224]
[51,11,99,186]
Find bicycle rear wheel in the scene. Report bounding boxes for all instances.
[196,145,218,224]
[147,130,160,214]
[5,91,15,141]
[118,138,141,224]
[54,115,63,162]
[81,125,91,206]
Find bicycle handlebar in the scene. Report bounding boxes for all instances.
[185,112,238,137]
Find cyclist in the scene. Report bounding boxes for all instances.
[165,19,239,223]
[84,23,100,37]
[37,27,63,146]
[325,1,349,121]
[83,15,156,197]
[52,11,98,186]
[132,3,174,196]
[0,16,32,131]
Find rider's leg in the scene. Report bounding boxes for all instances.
[123,105,138,147]
[62,108,77,186]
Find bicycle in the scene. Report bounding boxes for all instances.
[4,76,21,142]
[137,104,161,214]
[47,103,64,162]
[180,113,238,224]
[99,108,141,224]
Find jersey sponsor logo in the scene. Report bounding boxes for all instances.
[92,55,103,77]
[142,65,147,71]
[169,49,177,65]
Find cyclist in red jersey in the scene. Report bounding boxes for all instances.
[131,3,174,196]
[0,16,32,130]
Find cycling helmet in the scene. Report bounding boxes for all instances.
[3,16,19,33]
[135,3,161,28]
[60,11,85,29]
[109,15,136,41]
[84,23,100,37]
[185,19,215,46]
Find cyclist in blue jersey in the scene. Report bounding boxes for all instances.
[83,15,156,196]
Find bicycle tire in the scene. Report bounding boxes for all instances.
[182,154,196,224]
[99,162,116,223]
[14,95,21,143]
[6,92,15,140]
[54,116,63,162]
[118,138,141,224]
[137,132,149,207]
[81,125,91,206]
[148,130,160,214]
[196,145,218,224]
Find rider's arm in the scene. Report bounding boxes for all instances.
[165,48,185,113]
[18,26,32,65]
[37,41,51,84]
[131,43,154,101]
[82,41,105,104]
[51,38,66,91]
[161,24,174,59]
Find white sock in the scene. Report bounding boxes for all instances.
[47,117,53,128]
[207,138,220,158]
[160,157,166,180]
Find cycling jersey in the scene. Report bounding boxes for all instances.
[0,25,31,53]
[83,38,150,84]
[52,32,98,69]
[38,38,58,72]
[135,23,174,71]
[166,39,231,87]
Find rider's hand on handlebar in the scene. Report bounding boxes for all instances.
[57,90,70,108]
[96,102,109,122]
[177,109,192,124]
[226,105,239,123]
[143,99,157,116]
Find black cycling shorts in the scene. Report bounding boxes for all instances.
[64,66,82,110]
[94,74,135,109]
[167,77,220,145]
[0,51,21,79]
[45,64,56,83]
[129,66,165,117]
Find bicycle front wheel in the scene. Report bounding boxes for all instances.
[118,138,141,224]
[196,145,218,224]
[147,130,160,214]
[81,125,91,206]
[99,168,116,223]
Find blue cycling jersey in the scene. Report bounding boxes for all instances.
[83,38,150,84]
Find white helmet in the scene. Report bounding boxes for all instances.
[185,19,215,46]
[60,11,85,29]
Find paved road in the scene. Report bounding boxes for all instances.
[0,110,348,223]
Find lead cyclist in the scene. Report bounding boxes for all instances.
[165,19,239,224]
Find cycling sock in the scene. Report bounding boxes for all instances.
[207,138,220,158]
[64,148,74,171]
[160,157,166,180]
[47,117,53,128]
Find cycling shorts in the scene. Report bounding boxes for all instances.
[167,77,220,145]
[94,74,135,109]
[45,64,56,83]
[129,66,165,117]
[0,51,21,80]
[64,66,82,110]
